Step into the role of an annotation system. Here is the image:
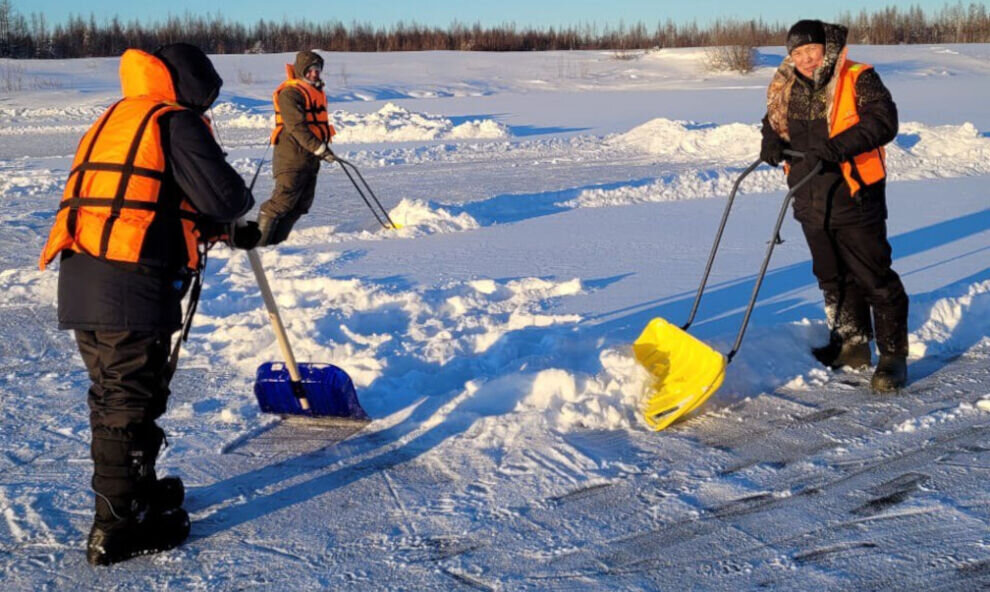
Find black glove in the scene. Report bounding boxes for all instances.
[320,146,336,164]
[807,142,842,164]
[229,221,262,250]
[760,137,787,167]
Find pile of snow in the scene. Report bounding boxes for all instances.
[0,166,62,196]
[331,103,508,143]
[208,101,509,143]
[888,121,990,178]
[908,279,990,357]
[386,198,481,235]
[515,349,649,431]
[563,167,785,209]
[0,105,106,122]
[564,119,990,210]
[209,101,272,129]
[611,118,761,163]
[191,257,585,401]
[282,198,482,244]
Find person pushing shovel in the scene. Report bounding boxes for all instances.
[760,20,909,392]
[256,50,336,246]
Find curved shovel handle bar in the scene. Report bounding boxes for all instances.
[334,158,399,230]
[727,153,820,361]
[678,149,821,362]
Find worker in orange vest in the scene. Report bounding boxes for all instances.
[256,50,336,246]
[760,20,909,392]
[40,43,259,565]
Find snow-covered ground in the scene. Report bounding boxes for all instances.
[0,46,988,589]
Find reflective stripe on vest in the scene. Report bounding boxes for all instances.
[830,60,887,196]
[39,98,204,271]
[270,70,334,145]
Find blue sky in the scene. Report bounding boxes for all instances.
[21,1,958,28]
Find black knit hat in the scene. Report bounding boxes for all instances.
[786,20,826,54]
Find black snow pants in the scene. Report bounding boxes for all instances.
[258,167,320,244]
[75,330,174,526]
[801,221,909,357]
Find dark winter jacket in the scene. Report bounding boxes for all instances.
[761,24,898,229]
[58,44,253,332]
[272,51,328,177]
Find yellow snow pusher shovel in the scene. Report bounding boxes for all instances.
[634,150,821,431]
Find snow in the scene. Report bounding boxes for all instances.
[0,45,989,589]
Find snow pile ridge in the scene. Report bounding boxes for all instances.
[610,118,761,163]
[516,349,647,431]
[332,103,509,143]
[210,101,272,129]
[908,279,990,357]
[388,198,481,236]
[887,121,990,179]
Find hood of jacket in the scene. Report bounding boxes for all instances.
[292,50,324,79]
[119,44,222,113]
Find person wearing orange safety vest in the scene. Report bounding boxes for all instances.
[39,43,258,565]
[760,20,909,392]
[256,50,336,246]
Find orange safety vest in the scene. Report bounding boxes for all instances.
[829,60,887,196]
[40,50,208,271]
[270,64,335,145]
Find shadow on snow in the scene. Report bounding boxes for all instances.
[186,207,989,540]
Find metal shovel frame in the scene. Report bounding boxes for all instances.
[681,150,822,362]
[335,157,400,230]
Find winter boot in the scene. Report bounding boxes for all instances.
[131,425,184,514]
[148,476,185,514]
[256,211,279,247]
[871,354,907,393]
[86,507,190,566]
[812,339,872,369]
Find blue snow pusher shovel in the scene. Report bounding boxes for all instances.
[247,248,369,421]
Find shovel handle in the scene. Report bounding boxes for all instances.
[681,157,763,330]
[726,156,822,361]
[246,247,311,411]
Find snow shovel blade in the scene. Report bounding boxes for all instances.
[254,362,369,420]
[633,317,726,431]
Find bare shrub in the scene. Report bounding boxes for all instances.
[611,49,640,61]
[1,61,24,91]
[237,68,254,84]
[704,44,756,73]
[0,61,60,90]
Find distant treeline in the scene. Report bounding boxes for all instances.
[1,1,989,59]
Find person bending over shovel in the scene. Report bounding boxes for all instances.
[39,43,260,565]
[759,20,909,392]
[256,50,336,246]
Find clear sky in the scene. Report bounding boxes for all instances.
[16,1,965,29]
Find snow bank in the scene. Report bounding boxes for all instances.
[565,119,990,210]
[909,279,990,357]
[563,167,785,208]
[888,121,990,178]
[209,101,509,143]
[387,198,481,235]
[610,118,761,163]
[332,103,508,143]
